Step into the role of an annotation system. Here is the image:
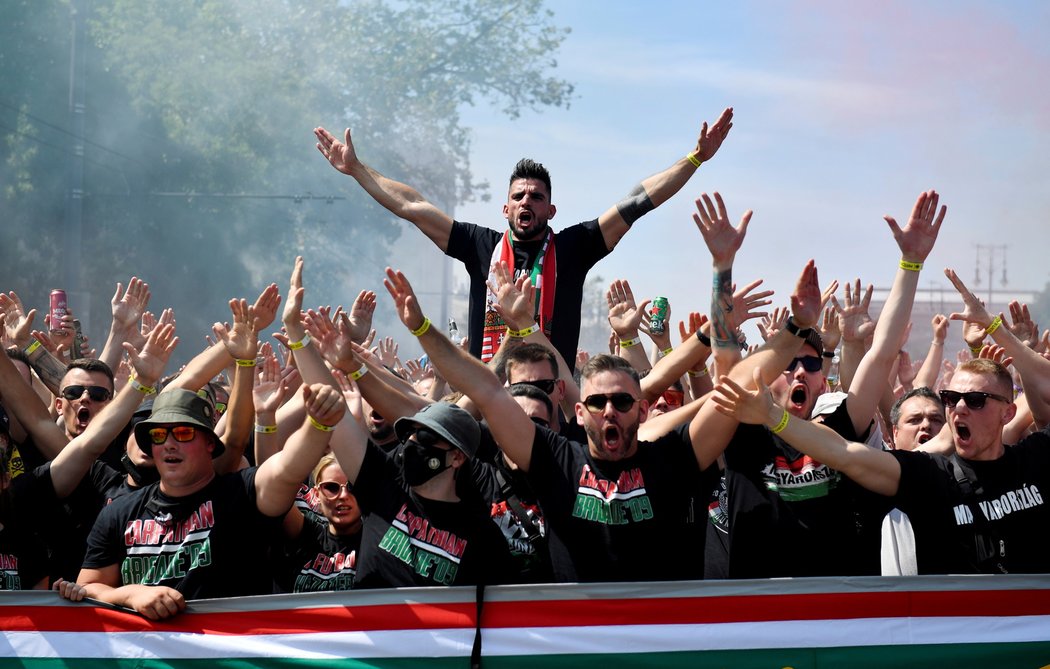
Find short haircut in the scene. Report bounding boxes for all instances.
[508,382,555,420]
[889,386,943,427]
[505,343,558,381]
[957,358,1014,399]
[509,158,552,196]
[65,358,115,390]
[579,353,641,388]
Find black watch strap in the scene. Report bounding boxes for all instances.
[785,317,813,339]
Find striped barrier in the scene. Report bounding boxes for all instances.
[3,576,1050,668]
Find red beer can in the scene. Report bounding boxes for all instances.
[50,289,68,332]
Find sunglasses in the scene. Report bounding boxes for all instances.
[317,480,354,499]
[938,390,1010,411]
[61,385,112,402]
[148,425,197,445]
[582,392,638,414]
[660,389,684,409]
[411,428,446,449]
[515,378,557,394]
[786,356,823,374]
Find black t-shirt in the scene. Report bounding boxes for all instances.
[2,464,55,589]
[279,513,361,593]
[892,427,1050,574]
[470,457,553,583]
[526,423,715,583]
[705,399,879,579]
[351,444,514,588]
[446,219,610,371]
[83,469,283,599]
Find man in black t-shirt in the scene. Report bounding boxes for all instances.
[712,264,1050,575]
[383,266,824,582]
[63,384,345,620]
[315,108,735,369]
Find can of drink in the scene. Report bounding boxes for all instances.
[650,296,669,336]
[49,289,68,333]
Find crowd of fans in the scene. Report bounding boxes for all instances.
[2,110,1049,620]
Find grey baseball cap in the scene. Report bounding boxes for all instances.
[394,402,480,459]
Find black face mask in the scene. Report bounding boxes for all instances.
[122,451,160,488]
[400,438,451,487]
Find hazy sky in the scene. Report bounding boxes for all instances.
[444,1,1050,341]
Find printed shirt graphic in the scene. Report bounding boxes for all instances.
[351,444,513,588]
[526,424,713,583]
[761,452,841,502]
[83,469,282,600]
[893,427,1050,574]
[284,514,359,593]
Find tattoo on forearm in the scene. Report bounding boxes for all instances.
[711,269,736,348]
[615,184,655,228]
[31,351,67,395]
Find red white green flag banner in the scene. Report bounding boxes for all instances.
[3,576,1050,668]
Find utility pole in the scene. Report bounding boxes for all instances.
[63,0,89,323]
[973,244,1008,306]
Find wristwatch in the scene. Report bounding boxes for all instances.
[784,317,814,339]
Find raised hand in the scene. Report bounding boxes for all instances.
[931,314,949,345]
[111,277,151,342]
[730,279,773,331]
[606,279,648,338]
[1007,300,1038,348]
[383,268,426,332]
[790,261,822,329]
[282,256,307,336]
[678,311,710,343]
[0,291,36,348]
[711,369,779,426]
[757,306,789,341]
[819,306,841,354]
[692,107,734,163]
[346,290,377,344]
[303,382,346,429]
[884,189,946,263]
[253,350,288,415]
[314,127,362,176]
[487,260,536,330]
[834,279,875,343]
[252,283,282,332]
[213,299,259,362]
[692,191,752,269]
[944,267,995,331]
[977,343,1014,369]
[375,336,399,368]
[123,322,178,386]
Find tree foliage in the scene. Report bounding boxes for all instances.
[0,0,572,363]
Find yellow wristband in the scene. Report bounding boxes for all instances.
[23,339,42,356]
[686,151,702,168]
[254,424,278,434]
[969,344,984,356]
[410,318,431,337]
[507,323,540,338]
[309,415,336,432]
[128,376,157,395]
[287,333,311,350]
[619,337,641,348]
[899,259,923,272]
[661,347,674,356]
[350,365,368,381]
[771,408,790,434]
[235,358,257,367]
[985,315,1003,335]
[688,367,708,378]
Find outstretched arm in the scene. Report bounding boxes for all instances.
[844,190,945,436]
[945,268,1050,428]
[597,108,734,250]
[712,371,901,496]
[384,267,537,472]
[315,127,453,251]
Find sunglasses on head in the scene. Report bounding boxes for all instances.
[582,392,638,414]
[938,390,1010,411]
[61,385,112,402]
[148,425,197,445]
[516,378,557,394]
[317,480,354,499]
[786,356,823,374]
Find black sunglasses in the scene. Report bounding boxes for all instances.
[786,356,823,374]
[939,390,1010,411]
[516,378,557,394]
[317,480,354,498]
[411,428,446,448]
[61,385,113,402]
[582,392,638,414]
